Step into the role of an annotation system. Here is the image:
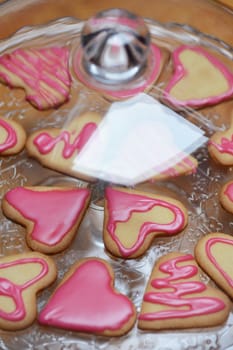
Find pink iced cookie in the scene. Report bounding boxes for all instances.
[26,112,102,182]
[2,186,91,254]
[138,252,230,330]
[195,233,233,299]
[0,47,71,110]
[38,258,136,336]
[219,180,233,215]
[164,45,233,108]
[0,117,26,155]
[103,186,188,259]
[208,116,233,165]
[0,251,56,330]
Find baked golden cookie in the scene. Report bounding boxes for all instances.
[219,180,233,214]
[26,112,102,182]
[2,186,91,254]
[208,116,233,165]
[0,251,56,330]
[38,258,136,336]
[0,47,71,110]
[138,252,230,330]
[164,45,233,109]
[195,233,233,299]
[103,186,188,259]
[0,117,26,155]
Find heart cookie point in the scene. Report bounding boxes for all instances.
[164,46,233,108]
[39,258,136,336]
[2,186,91,254]
[138,252,230,330]
[104,186,187,258]
[0,252,56,330]
[26,112,102,182]
[0,47,72,110]
[195,232,233,299]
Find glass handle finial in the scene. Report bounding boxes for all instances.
[80,8,151,84]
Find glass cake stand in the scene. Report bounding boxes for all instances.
[0,4,232,350]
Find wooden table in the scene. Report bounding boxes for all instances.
[0,0,232,47]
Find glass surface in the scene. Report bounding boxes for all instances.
[0,10,232,350]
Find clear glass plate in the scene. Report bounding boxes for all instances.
[0,14,233,350]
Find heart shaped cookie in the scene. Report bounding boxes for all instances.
[38,258,136,336]
[26,112,102,182]
[208,115,233,165]
[2,186,91,254]
[103,186,188,258]
[0,117,26,155]
[0,252,56,330]
[164,45,233,108]
[138,252,230,330]
[195,233,233,299]
[0,46,71,110]
[219,180,233,214]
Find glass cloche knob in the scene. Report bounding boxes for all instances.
[80,8,151,84]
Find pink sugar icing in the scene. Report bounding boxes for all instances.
[33,122,97,158]
[205,236,233,288]
[5,187,90,246]
[224,182,233,202]
[38,259,135,332]
[139,254,226,321]
[0,257,49,321]
[0,47,71,109]
[74,43,162,99]
[105,187,186,257]
[0,119,17,152]
[209,135,233,155]
[164,45,233,108]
